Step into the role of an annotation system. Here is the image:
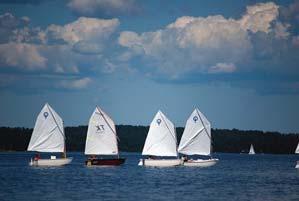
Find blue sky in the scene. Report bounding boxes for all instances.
[0,0,299,133]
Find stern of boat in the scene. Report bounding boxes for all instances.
[183,158,219,167]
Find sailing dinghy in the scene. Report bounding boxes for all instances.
[139,110,181,167]
[27,103,72,166]
[85,106,125,166]
[295,142,299,169]
[178,108,218,167]
[249,144,255,155]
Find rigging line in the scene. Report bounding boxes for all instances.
[196,109,211,140]
[46,104,65,139]
[96,107,120,142]
[179,127,204,151]
[196,108,212,155]
[160,112,178,156]
[160,112,177,143]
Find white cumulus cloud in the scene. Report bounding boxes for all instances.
[0,43,46,70]
[118,2,284,76]
[239,2,279,33]
[59,77,92,90]
[45,17,119,45]
[209,63,236,74]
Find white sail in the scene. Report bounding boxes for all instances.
[178,108,211,156]
[27,103,65,153]
[249,144,255,154]
[84,106,118,155]
[142,110,178,157]
[295,142,299,154]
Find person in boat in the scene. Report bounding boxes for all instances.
[88,155,97,160]
[181,155,188,162]
[148,155,156,160]
[34,153,40,161]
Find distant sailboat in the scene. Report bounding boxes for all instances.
[295,142,299,169]
[139,110,181,167]
[27,103,72,166]
[85,106,125,166]
[249,144,255,155]
[178,108,218,167]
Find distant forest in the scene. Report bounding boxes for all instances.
[0,126,298,154]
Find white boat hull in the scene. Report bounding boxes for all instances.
[296,161,299,169]
[183,158,219,167]
[139,159,182,167]
[29,157,73,167]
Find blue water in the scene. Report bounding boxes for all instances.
[0,152,298,201]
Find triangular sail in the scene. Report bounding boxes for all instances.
[27,103,65,153]
[249,144,255,154]
[85,107,118,155]
[295,142,299,154]
[178,108,211,156]
[142,110,178,157]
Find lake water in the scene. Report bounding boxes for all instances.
[0,152,298,201]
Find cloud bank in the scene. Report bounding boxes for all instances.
[118,2,286,77]
[1,1,299,94]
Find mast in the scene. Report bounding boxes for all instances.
[63,125,66,158]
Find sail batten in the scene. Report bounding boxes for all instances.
[85,107,118,155]
[27,103,65,153]
[142,111,178,157]
[178,108,211,156]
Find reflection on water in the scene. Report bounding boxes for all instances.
[0,152,298,201]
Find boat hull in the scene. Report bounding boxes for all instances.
[29,157,73,167]
[85,158,126,166]
[183,158,219,167]
[296,161,299,169]
[139,159,182,167]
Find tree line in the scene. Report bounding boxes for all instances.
[0,126,298,154]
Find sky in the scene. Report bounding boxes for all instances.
[0,0,299,133]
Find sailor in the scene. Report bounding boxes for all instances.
[181,155,188,162]
[89,155,96,160]
[34,153,40,161]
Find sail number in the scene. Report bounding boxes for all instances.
[43,112,49,119]
[193,116,198,122]
[96,125,105,133]
[156,119,162,125]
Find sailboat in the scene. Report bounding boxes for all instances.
[178,108,218,167]
[249,144,255,155]
[139,110,181,167]
[295,142,299,169]
[27,103,73,166]
[85,106,125,166]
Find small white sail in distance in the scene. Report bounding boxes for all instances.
[178,108,211,156]
[85,106,118,155]
[27,103,65,153]
[249,144,255,154]
[295,142,299,154]
[142,110,178,157]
